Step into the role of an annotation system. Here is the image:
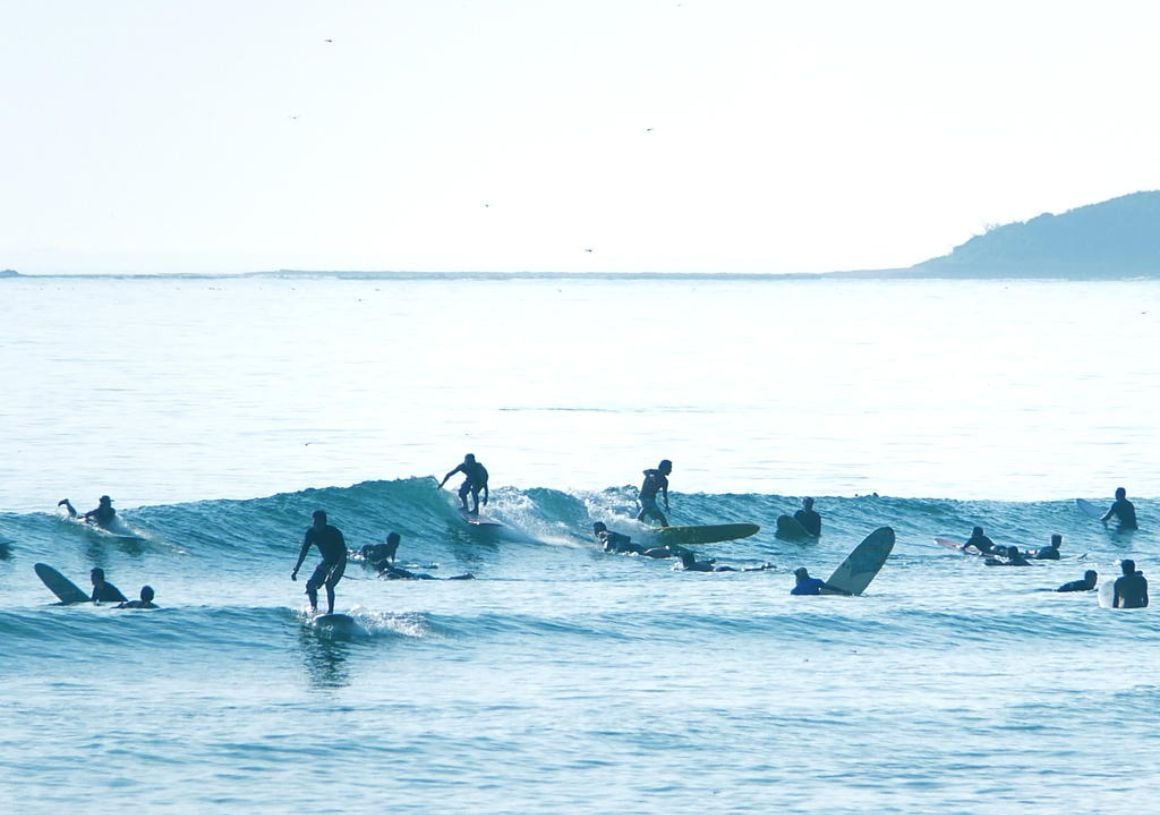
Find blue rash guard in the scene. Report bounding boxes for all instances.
[791,577,827,596]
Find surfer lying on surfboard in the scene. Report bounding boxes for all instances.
[593,522,689,559]
[674,552,773,573]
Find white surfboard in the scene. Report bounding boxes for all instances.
[1075,498,1105,521]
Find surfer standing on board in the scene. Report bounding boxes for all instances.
[637,459,672,527]
[59,495,116,529]
[291,510,347,615]
[1101,487,1138,531]
[439,454,489,515]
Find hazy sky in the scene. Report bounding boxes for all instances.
[4,0,1159,274]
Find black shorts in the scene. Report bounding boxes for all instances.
[306,558,346,591]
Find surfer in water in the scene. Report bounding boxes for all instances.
[90,567,128,604]
[637,459,672,527]
[118,585,158,609]
[1113,559,1148,608]
[439,454,489,515]
[985,546,1031,566]
[1057,570,1098,593]
[593,522,645,554]
[1101,487,1138,531]
[963,526,996,555]
[675,552,773,573]
[790,567,850,596]
[361,532,401,570]
[291,510,347,615]
[794,497,822,537]
[1033,534,1063,560]
[59,495,116,529]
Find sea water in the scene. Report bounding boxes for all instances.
[2,274,1159,814]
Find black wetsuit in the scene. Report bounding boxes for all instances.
[794,509,821,537]
[598,530,644,554]
[1034,547,1060,560]
[1057,578,1095,593]
[92,581,128,603]
[303,524,347,590]
[1106,498,1138,531]
[965,534,995,554]
[1114,572,1149,608]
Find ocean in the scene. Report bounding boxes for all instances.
[2,273,1159,814]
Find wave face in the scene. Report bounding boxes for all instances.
[4,481,1159,815]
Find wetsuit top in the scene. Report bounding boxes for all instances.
[1114,572,1149,608]
[1057,578,1095,593]
[119,599,158,609]
[1107,498,1138,530]
[598,530,635,552]
[966,534,995,554]
[87,505,116,527]
[1034,547,1061,560]
[640,469,668,500]
[305,524,347,565]
[92,581,128,603]
[791,577,827,596]
[458,462,488,488]
[794,509,822,537]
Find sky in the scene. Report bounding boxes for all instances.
[3,0,1160,275]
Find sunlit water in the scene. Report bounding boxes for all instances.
[2,274,1158,814]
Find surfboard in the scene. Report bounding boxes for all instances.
[775,514,817,541]
[933,536,983,555]
[459,509,502,528]
[34,563,90,605]
[650,523,760,545]
[1075,498,1105,521]
[822,527,894,595]
[1098,578,1116,608]
[311,613,364,637]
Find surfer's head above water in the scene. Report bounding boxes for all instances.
[658,459,672,474]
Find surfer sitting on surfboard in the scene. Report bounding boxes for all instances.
[1101,487,1138,531]
[90,567,128,604]
[794,497,822,537]
[1113,559,1148,608]
[59,495,116,529]
[790,567,850,596]
[637,459,672,527]
[291,510,347,615]
[439,454,489,515]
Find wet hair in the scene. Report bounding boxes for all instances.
[312,509,327,522]
[465,453,476,463]
[972,526,984,536]
[387,531,401,544]
[140,585,154,602]
[803,497,814,508]
[794,567,808,577]
[1122,559,1136,575]
[99,495,112,504]
[1051,534,1062,545]
[1084,570,1098,582]
[659,459,672,472]
[593,522,607,533]
[91,568,105,580]
[1116,487,1127,499]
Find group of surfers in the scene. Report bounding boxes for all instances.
[58,457,1148,614]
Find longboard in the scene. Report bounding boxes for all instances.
[311,613,365,637]
[34,563,90,605]
[775,514,817,541]
[459,509,502,528]
[934,536,983,556]
[822,527,894,596]
[1075,498,1105,521]
[650,523,760,546]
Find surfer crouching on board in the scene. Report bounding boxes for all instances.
[291,510,347,615]
[790,567,850,596]
[1101,487,1138,531]
[637,459,672,527]
[59,495,116,529]
[439,454,489,515]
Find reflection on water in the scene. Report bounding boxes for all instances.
[296,626,353,689]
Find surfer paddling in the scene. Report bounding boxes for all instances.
[1056,570,1098,593]
[291,510,347,615]
[118,585,158,609]
[637,459,672,527]
[439,454,489,515]
[1101,487,1138,531]
[59,495,116,529]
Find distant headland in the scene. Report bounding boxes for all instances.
[835,190,1160,279]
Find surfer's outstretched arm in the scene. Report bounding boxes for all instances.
[58,498,78,518]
